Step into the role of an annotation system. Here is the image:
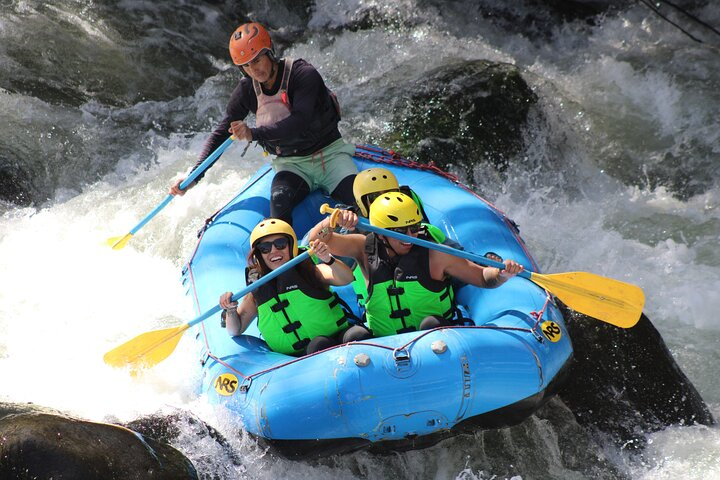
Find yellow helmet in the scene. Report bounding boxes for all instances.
[353,168,399,217]
[369,192,422,229]
[250,218,298,257]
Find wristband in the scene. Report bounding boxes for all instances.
[325,256,336,265]
[318,225,331,238]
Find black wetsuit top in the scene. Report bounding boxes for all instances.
[191,58,341,177]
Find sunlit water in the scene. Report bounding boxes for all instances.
[1,1,719,478]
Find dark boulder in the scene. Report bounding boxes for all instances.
[0,405,198,480]
[558,307,715,450]
[376,60,538,179]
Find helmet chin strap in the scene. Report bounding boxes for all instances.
[380,235,401,258]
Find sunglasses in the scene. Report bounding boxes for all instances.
[388,223,422,235]
[256,237,290,254]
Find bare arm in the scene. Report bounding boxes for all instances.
[311,240,355,286]
[219,292,258,336]
[307,210,367,264]
[432,250,523,288]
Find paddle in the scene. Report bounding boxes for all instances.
[104,250,313,370]
[320,204,645,328]
[106,136,238,250]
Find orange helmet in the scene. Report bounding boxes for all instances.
[229,23,273,66]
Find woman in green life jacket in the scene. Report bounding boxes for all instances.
[308,193,524,337]
[219,218,372,356]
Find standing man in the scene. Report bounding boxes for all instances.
[170,22,357,225]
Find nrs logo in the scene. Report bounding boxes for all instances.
[214,373,239,396]
[541,321,562,343]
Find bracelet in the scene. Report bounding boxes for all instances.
[318,225,331,238]
[325,256,336,265]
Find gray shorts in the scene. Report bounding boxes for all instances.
[272,138,357,193]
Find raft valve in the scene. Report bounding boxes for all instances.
[354,353,371,367]
[431,340,448,354]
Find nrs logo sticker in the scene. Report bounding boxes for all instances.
[214,373,238,396]
[541,321,562,342]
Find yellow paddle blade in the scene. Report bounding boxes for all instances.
[103,324,190,370]
[105,233,133,250]
[529,271,645,328]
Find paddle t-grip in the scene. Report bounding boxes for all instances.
[319,203,341,228]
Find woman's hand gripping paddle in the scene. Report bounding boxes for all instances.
[106,136,240,250]
[320,204,644,328]
[104,250,312,370]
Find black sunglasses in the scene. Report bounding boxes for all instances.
[256,237,290,254]
[388,223,421,235]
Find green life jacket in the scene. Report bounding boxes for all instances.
[350,223,445,309]
[351,263,368,308]
[252,258,349,355]
[364,233,455,337]
[347,185,458,308]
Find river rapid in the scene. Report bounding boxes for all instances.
[1,1,719,478]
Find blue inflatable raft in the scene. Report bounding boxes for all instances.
[181,145,573,458]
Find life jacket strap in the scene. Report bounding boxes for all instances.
[389,308,411,319]
[396,326,417,334]
[292,338,310,351]
[282,320,302,333]
[387,286,405,296]
[270,299,290,312]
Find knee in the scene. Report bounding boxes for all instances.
[342,325,373,343]
[419,315,447,330]
[270,187,294,223]
[331,174,357,206]
[305,336,338,355]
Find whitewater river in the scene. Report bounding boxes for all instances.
[1,1,718,478]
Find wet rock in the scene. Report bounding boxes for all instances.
[229,0,313,38]
[124,411,234,457]
[0,159,34,206]
[0,404,198,480]
[377,60,538,179]
[317,397,626,479]
[558,308,715,450]
[125,410,243,476]
[418,0,630,38]
[1,2,237,108]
